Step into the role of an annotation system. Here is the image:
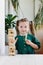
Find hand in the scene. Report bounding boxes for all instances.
[25,40,32,45]
[9,37,18,43]
[14,38,18,44]
[26,40,38,49]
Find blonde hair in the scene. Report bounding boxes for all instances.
[16,18,35,35]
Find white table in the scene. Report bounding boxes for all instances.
[0,55,43,65]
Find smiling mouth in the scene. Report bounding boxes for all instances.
[22,31,25,33]
[22,32,26,34]
[22,30,25,32]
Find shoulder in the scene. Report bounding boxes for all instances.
[27,33,37,40]
[28,34,34,38]
[15,35,22,39]
[28,34,40,44]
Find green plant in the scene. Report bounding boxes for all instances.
[34,0,43,29]
[11,0,19,13]
[5,14,17,34]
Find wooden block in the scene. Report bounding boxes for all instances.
[8,29,14,37]
[8,29,14,34]
[8,34,14,37]
[8,45,16,56]
[8,45,16,52]
[8,37,14,43]
[9,45,16,51]
[8,43,15,48]
[8,29,16,56]
[8,42,15,46]
[9,52,15,56]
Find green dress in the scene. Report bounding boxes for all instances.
[15,34,40,54]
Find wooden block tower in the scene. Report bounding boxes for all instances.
[8,29,16,56]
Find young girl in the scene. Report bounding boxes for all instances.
[14,18,40,54]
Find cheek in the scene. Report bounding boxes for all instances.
[18,27,22,32]
[26,27,30,32]
[26,29,29,32]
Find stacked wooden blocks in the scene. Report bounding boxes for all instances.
[8,29,16,56]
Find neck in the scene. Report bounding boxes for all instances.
[19,33,27,36]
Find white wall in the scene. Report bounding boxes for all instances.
[18,0,34,21]
[5,0,34,21]
[5,0,16,15]
[5,0,41,20]
[0,0,5,55]
[19,0,41,20]
[5,0,8,15]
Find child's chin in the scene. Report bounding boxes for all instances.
[22,33,27,35]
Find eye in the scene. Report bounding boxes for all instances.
[20,26,23,28]
[25,26,27,28]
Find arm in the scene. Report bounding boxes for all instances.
[14,38,18,44]
[26,40,38,50]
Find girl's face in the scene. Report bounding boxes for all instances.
[18,21,30,35]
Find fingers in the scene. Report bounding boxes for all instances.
[14,38,18,44]
[25,40,31,45]
[15,38,18,42]
[26,40,30,43]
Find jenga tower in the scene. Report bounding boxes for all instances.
[8,29,16,56]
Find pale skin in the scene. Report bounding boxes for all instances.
[25,40,38,50]
[13,21,38,50]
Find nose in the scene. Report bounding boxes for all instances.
[22,28,26,31]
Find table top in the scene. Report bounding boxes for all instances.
[0,55,43,65]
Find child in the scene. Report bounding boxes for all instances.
[14,18,40,54]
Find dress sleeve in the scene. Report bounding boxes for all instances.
[32,35,40,49]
